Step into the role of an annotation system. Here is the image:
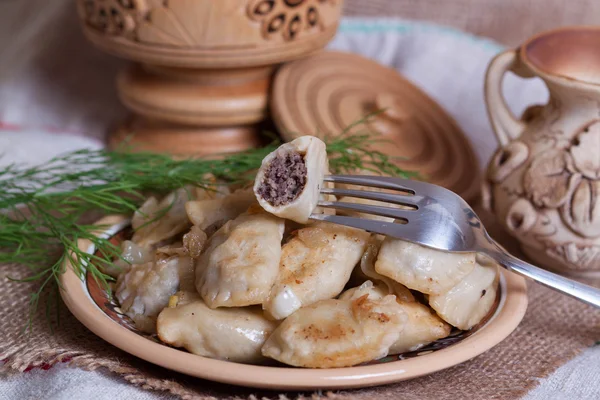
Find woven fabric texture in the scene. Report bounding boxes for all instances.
[2,207,599,400]
[343,0,600,45]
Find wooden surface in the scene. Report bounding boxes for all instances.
[272,51,481,202]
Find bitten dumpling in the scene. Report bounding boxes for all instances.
[340,281,451,355]
[195,206,285,308]
[375,239,477,295]
[261,283,407,368]
[115,255,194,333]
[263,223,370,320]
[254,136,328,224]
[157,292,278,364]
[428,261,499,330]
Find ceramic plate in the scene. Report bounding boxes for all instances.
[60,215,528,390]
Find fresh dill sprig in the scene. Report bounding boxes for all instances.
[0,121,415,327]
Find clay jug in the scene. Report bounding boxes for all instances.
[484,27,600,277]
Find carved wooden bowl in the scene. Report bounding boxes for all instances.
[76,0,344,68]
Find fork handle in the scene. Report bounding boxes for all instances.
[490,250,600,309]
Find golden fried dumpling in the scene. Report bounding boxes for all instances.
[263,223,370,320]
[375,239,477,295]
[195,206,285,308]
[254,136,328,224]
[115,255,194,333]
[157,292,278,364]
[429,261,499,330]
[261,282,407,368]
[340,281,451,355]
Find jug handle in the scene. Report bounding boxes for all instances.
[484,50,530,146]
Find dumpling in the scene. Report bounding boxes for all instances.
[340,281,451,355]
[195,206,285,308]
[263,222,370,320]
[429,261,499,330]
[261,282,407,368]
[157,292,278,364]
[254,136,328,223]
[389,301,452,354]
[375,239,477,295]
[353,236,415,303]
[185,188,255,235]
[103,240,153,278]
[115,255,194,333]
[131,187,200,248]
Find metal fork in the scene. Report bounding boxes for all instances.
[310,175,600,308]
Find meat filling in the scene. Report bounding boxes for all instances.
[257,152,307,206]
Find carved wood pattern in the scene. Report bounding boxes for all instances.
[484,28,600,275]
[485,99,600,275]
[78,0,143,37]
[247,0,336,41]
[77,0,341,47]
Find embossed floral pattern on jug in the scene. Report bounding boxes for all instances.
[484,27,600,276]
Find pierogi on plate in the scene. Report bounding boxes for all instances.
[110,136,499,368]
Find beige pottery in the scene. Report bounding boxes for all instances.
[484,27,600,276]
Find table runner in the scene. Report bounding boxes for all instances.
[1,14,600,400]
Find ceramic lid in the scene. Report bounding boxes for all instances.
[270,51,480,202]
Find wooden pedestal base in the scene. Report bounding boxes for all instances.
[111,64,273,155]
[109,116,266,156]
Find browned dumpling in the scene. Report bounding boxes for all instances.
[263,222,370,320]
[261,282,407,368]
[340,281,451,355]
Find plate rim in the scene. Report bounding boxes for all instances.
[59,215,528,390]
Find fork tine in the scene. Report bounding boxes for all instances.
[324,175,416,193]
[320,187,420,208]
[309,213,404,239]
[317,201,415,221]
